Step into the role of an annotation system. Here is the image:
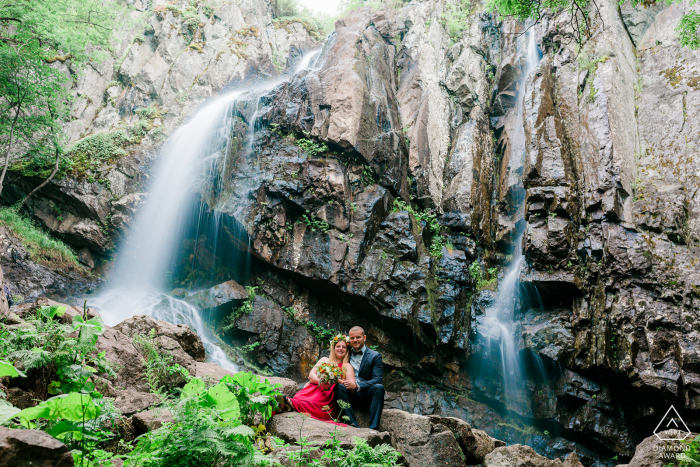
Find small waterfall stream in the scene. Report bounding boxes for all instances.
[476,24,541,412]
[92,51,320,372]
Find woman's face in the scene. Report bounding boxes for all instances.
[334,341,347,359]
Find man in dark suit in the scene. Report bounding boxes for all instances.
[336,326,385,430]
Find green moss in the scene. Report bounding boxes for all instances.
[0,208,79,269]
[273,16,324,41]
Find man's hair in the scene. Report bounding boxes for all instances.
[349,326,365,336]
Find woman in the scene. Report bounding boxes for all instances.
[279,335,355,425]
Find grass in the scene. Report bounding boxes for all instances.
[0,207,80,269]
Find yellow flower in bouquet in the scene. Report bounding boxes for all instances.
[317,361,344,390]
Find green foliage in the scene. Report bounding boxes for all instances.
[282,306,339,346]
[392,199,446,258]
[127,372,282,467]
[0,0,128,196]
[440,0,472,45]
[676,8,700,50]
[219,373,282,424]
[300,212,331,233]
[273,0,326,39]
[223,286,258,330]
[469,261,497,291]
[576,49,609,103]
[133,329,190,398]
[296,133,328,157]
[429,235,453,260]
[392,199,440,234]
[678,434,700,465]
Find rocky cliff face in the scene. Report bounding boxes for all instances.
[4,0,700,464]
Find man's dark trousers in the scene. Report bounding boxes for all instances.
[334,382,385,429]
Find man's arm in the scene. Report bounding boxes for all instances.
[356,352,383,393]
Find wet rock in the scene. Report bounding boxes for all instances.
[132,408,174,435]
[267,412,391,449]
[115,315,205,362]
[0,426,74,467]
[378,409,466,467]
[183,279,248,310]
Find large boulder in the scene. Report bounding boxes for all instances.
[427,415,504,464]
[114,389,161,416]
[0,426,74,467]
[182,279,248,310]
[268,412,391,450]
[114,315,205,362]
[378,409,467,467]
[484,444,584,467]
[620,430,693,467]
[132,408,174,435]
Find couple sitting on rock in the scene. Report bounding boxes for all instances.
[278,326,385,430]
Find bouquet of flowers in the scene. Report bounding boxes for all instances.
[317,361,344,390]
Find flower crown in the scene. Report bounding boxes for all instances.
[331,334,350,346]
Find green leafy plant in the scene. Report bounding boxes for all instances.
[223,286,258,330]
[301,212,331,233]
[133,329,190,399]
[282,306,339,346]
[296,132,328,157]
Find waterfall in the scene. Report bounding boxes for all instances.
[476,23,540,412]
[92,51,320,372]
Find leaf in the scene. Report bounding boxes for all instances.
[45,392,101,422]
[205,383,240,420]
[182,378,205,398]
[17,404,51,426]
[0,360,25,378]
[73,315,105,343]
[40,305,67,320]
[0,402,20,425]
[224,424,254,438]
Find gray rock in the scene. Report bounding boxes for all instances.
[484,444,583,466]
[114,389,161,416]
[0,426,74,467]
[132,408,174,435]
[194,362,300,398]
[267,412,391,449]
[115,314,205,362]
[623,430,693,467]
[378,409,466,467]
[183,279,248,310]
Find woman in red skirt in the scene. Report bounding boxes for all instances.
[281,334,355,425]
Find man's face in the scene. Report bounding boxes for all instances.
[348,329,366,351]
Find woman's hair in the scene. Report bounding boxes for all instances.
[329,339,350,365]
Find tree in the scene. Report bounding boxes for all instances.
[486,0,699,50]
[0,0,125,203]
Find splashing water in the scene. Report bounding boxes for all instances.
[92,51,320,372]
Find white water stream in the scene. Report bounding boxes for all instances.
[92,51,320,372]
[478,24,540,411]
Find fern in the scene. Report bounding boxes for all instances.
[7,349,52,372]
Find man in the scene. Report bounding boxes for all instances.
[336,326,385,430]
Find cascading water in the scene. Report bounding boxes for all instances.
[476,24,540,411]
[92,51,320,372]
